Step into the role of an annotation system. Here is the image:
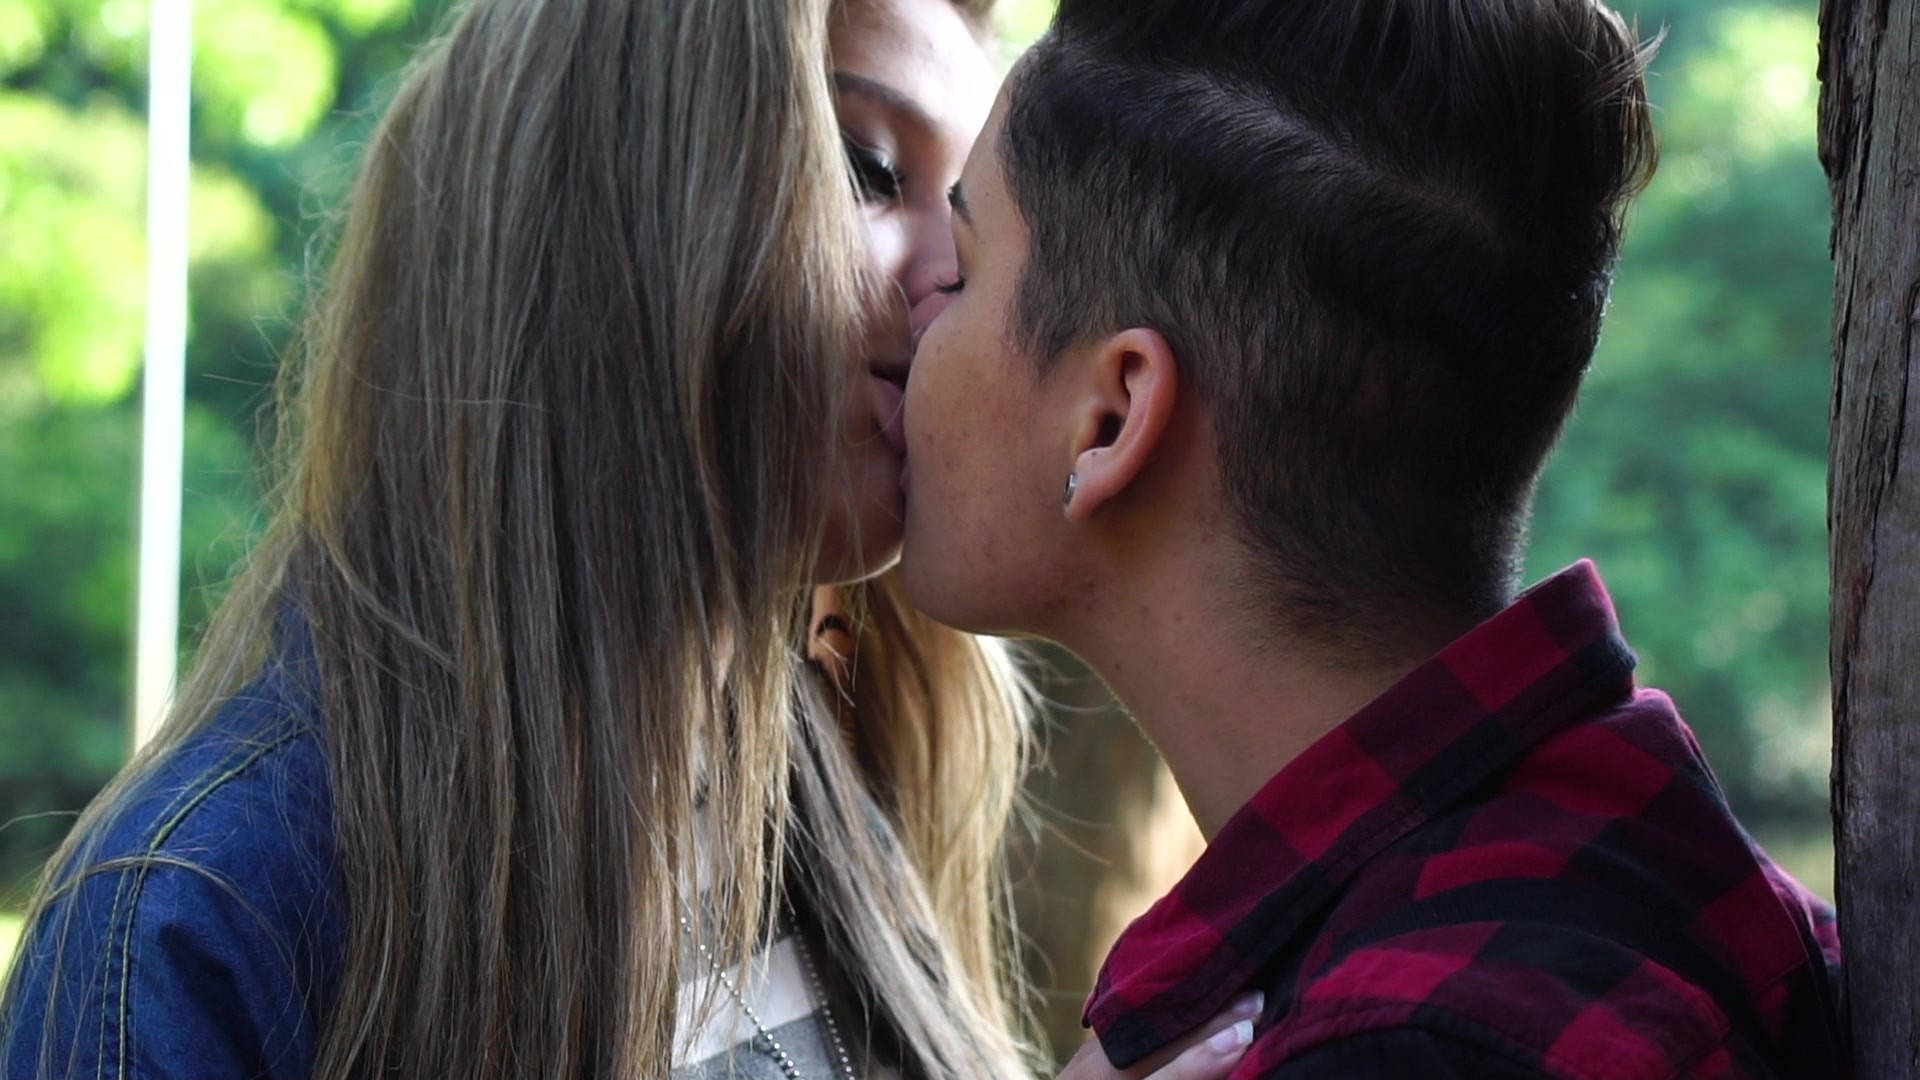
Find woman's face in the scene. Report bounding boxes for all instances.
[817,0,997,584]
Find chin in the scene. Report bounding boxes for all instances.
[898,517,1052,637]
[895,533,984,633]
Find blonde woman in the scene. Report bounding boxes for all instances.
[0,0,1248,1077]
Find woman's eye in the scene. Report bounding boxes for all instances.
[933,275,966,295]
[843,138,902,203]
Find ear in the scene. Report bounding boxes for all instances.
[1061,327,1179,523]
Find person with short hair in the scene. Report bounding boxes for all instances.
[903,0,1847,1074]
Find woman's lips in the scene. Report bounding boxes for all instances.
[871,373,907,455]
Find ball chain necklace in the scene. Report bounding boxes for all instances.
[677,906,856,1080]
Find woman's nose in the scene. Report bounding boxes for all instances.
[897,204,958,309]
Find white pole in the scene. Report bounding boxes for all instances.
[133,0,192,748]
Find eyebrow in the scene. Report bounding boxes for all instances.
[831,71,938,136]
[948,181,973,226]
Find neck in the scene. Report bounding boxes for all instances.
[1057,562,1422,839]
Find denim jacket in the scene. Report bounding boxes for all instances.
[2,644,343,1079]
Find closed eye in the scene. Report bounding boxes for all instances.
[843,137,902,203]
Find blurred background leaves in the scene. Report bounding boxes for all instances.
[1,0,433,894]
[1529,0,1833,831]
[0,0,1837,1058]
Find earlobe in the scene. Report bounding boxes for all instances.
[1062,328,1179,523]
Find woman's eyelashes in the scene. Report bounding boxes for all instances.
[933,275,965,295]
[843,137,902,203]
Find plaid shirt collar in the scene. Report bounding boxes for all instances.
[1084,560,1639,1062]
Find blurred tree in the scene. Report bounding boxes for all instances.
[0,0,438,889]
[1010,648,1204,1064]
[1819,0,1920,1068]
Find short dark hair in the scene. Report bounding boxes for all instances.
[1002,0,1658,652]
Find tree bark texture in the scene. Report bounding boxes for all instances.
[1818,0,1920,1073]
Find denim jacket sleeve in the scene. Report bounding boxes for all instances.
[2,677,342,1080]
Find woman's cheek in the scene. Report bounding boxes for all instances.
[860,212,912,285]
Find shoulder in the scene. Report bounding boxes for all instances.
[3,667,340,1080]
[1260,910,1747,1080]
[85,667,335,918]
[1259,701,1784,1078]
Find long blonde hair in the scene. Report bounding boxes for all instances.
[3,0,1035,1075]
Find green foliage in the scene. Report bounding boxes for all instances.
[193,0,340,148]
[1529,0,1832,822]
[994,0,1054,62]
[0,0,1836,902]
[0,95,147,405]
[0,399,260,884]
[0,0,443,889]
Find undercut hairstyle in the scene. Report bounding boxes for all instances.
[1003,0,1659,654]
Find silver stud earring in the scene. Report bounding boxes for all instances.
[1063,471,1079,506]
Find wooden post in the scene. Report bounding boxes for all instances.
[1818,0,1920,1072]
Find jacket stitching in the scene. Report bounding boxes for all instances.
[110,729,305,1079]
[94,762,210,1080]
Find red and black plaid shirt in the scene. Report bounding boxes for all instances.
[1085,562,1845,1078]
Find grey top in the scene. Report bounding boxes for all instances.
[672,915,900,1080]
